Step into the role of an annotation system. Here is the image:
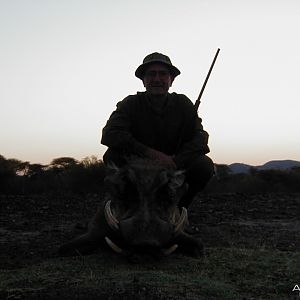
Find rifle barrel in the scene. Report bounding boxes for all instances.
[195,48,220,111]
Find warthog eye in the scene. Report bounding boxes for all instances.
[155,184,177,207]
[123,179,139,198]
[155,171,187,208]
[105,168,139,202]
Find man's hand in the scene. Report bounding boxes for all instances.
[145,148,177,169]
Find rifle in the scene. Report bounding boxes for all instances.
[194,48,220,112]
[174,48,220,154]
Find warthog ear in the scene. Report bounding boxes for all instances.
[104,163,121,184]
[169,170,186,190]
[106,163,119,173]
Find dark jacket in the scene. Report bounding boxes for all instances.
[101,92,210,168]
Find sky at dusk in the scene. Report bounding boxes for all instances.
[1,0,300,166]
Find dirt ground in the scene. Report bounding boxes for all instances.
[0,192,299,299]
[0,194,300,300]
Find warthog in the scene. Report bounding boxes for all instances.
[59,160,204,258]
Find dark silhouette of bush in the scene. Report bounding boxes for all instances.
[0,155,27,193]
[0,155,106,195]
[205,165,300,194]
[1,154,300,195]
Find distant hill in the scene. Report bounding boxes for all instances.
[257,160,300,171]
[229,163,252,174]
[229,160,300,174]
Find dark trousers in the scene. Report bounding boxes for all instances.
[103,148,214,208]
[178,154,214,208]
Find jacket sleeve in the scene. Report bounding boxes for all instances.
[101,96,148,154]
[173,105,210,169]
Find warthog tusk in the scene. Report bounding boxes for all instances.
[164,244,178,255]
[105,236,122,254]
[174,207,188,233]
[170,210,177,224]
[104,200,119,230]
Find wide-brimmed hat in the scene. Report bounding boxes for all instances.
[135,52,181,80]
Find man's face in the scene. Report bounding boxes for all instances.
[142,63,174,97]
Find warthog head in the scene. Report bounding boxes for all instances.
[59,159,203,259]
[103,160,188,255]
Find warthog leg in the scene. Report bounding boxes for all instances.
[173,232,204,257]
[58,233,102,256]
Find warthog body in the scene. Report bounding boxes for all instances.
[59,160,203,258]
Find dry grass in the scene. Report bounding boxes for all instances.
[1,248,299,299]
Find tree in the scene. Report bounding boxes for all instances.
[26,163,46,178]
[50,157,78,170]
